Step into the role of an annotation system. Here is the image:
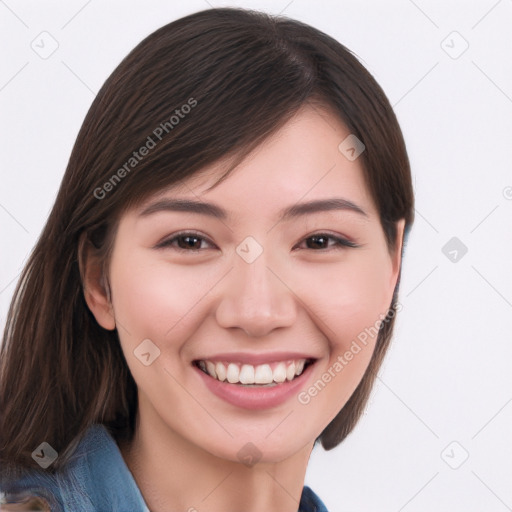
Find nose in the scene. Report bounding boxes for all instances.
[215,250,297,338]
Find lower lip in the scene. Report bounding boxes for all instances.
[194,363,314,410]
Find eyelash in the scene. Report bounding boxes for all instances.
[155,231,360,252]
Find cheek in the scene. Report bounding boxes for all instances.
[291,251,393,412]
[108,253,217,350]
[292,251,393,349]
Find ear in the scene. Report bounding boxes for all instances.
[389,219,406,291]
[79,235,116,331]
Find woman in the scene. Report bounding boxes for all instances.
[0,7,414,511]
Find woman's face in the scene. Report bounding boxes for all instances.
[99,106,403,463]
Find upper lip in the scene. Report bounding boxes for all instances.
[193,351,318,365]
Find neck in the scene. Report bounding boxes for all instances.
[119,397,313,512]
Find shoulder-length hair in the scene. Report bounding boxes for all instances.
[0,7,414,471]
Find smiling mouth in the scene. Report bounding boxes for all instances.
[194,359,316,387]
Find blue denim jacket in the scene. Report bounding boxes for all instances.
[0,424,328,511]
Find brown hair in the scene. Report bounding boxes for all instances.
[0,7,414,472]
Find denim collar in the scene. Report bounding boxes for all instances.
[1,424,328,511]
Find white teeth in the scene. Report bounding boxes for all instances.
[254,364,273,384]
[199,359,309,385]
[206,361,217,379]
[215,362,227,381]
[273,363,287,383]
[226,363,240,383]
[239,364,255,384]
[286,362,296,381]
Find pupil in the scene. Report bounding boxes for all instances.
[180,236,200,249]
[308,236,327,249]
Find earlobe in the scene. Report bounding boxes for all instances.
[79,237,116,331]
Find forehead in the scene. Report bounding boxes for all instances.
[135,105,376,219]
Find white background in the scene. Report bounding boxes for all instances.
[1,1,511,511]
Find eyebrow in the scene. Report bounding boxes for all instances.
[138,197,368,220]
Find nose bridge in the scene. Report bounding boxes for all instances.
[215,245,296,337]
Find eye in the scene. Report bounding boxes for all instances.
[155,232,215,251]
[155,231,359,252]
[295,233,359,251]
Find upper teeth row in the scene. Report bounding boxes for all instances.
[198,360,306,385]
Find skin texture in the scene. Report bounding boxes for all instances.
[84,105,404,512]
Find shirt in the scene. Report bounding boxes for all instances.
[0,424,329,511]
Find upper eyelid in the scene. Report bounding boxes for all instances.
[295,233,359,249]
[155,230,215,248]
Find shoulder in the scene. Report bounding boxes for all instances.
[0,424,148,512]
[300,485,330,512]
